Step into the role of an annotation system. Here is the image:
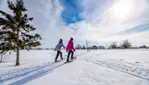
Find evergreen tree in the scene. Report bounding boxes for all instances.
[0,0,41,66]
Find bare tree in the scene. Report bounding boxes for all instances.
[121,40,131,49]
[76,44,82,49]
[109,42,117,49]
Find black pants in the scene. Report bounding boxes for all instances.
[55,51,63,61]
[66,51,74,61]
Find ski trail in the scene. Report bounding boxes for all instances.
[8,61,65,85]
[82,52,149,81]
[0,62,53,82]
[75,51,149,82]
[0,51,88,85]
[94,60,149,81]
[74,60,148,85]
[0,60,65,85]
[0,62,49,78]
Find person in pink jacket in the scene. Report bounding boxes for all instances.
[66,37,75,62]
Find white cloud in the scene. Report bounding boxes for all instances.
[1,0,149,47]
[78,0,149,46]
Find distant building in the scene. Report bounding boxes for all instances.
[92,45,98,49]
[98,46,105,49]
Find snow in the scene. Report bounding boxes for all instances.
[0,49,149,85]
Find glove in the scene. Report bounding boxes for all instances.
[66,50,68,52]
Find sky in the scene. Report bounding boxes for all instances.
[0,0,149,48]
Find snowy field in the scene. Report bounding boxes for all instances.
[0,49,149,85]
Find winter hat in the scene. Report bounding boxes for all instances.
[70,37,73,40]
[59,39,63,43]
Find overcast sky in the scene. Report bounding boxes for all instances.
[0,0,149,48]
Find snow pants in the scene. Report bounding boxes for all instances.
[66,51,74,62]
[55,51,63,62]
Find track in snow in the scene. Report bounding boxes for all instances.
[0,51,88,85]
[82,52,149,81]
[0,60,65,85]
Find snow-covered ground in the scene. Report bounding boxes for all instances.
[0,49,149,85]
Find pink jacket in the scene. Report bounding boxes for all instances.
[66,40,75,51]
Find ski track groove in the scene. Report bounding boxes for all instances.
[1,51,149,84]
[0,52,88,84]
[0,61,56,83]
[82,52,149,81]
[8,61,65,85]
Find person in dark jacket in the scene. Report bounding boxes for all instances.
[54,39,65,62]
[66,37,75,62]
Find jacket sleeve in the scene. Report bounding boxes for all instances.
[72,42,75,50]
[54,43,58,50]
[62,43,66,49]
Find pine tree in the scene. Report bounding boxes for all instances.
[0,0,41,66]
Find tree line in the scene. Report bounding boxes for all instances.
[76,40,149,49]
